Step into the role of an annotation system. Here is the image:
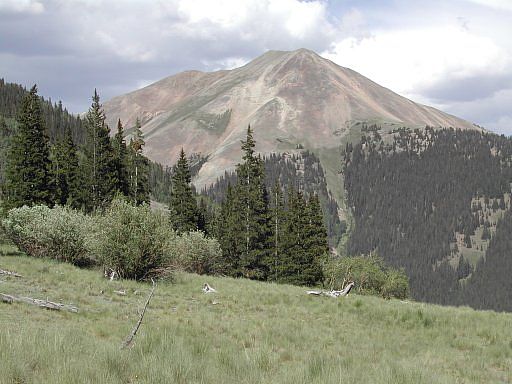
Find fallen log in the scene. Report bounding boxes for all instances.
[306,282,355,298]
[121,279,156,349]
[0,292,78,312]
[0,269,23,278]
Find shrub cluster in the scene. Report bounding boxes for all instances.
[2,205,95,266]
[93,199,175,280]
[168,231,222,275]
[1,198,224,280]
[325,254,409,299]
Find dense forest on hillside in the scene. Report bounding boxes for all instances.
[0,79,176,204]
[203,151,345,248]
[343,127,512,310]
[0,78,85,144]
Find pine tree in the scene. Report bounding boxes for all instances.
[50,126,80,207]
[235,126,270,279]
[128,118,150,205]
[268,181,285,281]
[82,89,117,212]
[217,184,244,276]
[278,187,305,284]
[303,193,328,284]
[112,119,130,197]
[0,116,13,199]
[169,148,198,233]
[3,85,52,210]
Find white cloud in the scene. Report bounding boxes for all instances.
[466,0,512,11]
[0,0,44,13]
[323,26,510,97]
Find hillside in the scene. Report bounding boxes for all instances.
[102,49,479,196]
[344,128,512,310]
[1,242,511,383]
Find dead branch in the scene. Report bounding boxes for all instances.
[202,283,216,293]
[121,279,156,349]
[0,293,78,312]
[306,282,355,298]
[0,269,23,278]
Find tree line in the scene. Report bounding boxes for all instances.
[203,151,345,248]
[0,83,331,289]
[1,85,150,212]
[168,126,329,286]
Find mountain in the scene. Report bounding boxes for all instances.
[103,49,478,192]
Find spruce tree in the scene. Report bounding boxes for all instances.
[50,126,80,207]
[217,184,244,276]
[0,116,13,199]
[112,119,130,197]
[278,187,308,284]
[268,181,285,281]
[169,148,198,233]
[235,126,270,279]
[82,89,116,212]
[3,85,52,210]
[303,193,328,284]
[128,118,150,205]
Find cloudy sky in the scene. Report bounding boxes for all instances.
[1,0,511,134]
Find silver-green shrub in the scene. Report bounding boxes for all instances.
[94,198,175,280]
[168,231,222,275]
[2,205,95,266]
[325,254,409,299]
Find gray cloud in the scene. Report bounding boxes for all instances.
[0,0,511,136]
[419,73,512,103]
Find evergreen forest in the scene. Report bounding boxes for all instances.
[343,127,512,310]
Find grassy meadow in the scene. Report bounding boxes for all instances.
[1,236,512,383]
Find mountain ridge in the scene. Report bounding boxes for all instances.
[103,48,479,189]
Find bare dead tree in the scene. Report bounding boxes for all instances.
[121,279,156,349]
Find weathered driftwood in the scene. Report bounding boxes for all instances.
[0,293,78,312]
[306,282,355,298]
[121,279,156,349]
[202,283,217,293]
[0,269,23,278]
[104,268,119,281]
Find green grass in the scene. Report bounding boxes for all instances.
[1,249,512,383]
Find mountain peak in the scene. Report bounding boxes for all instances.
[103,50,478,189]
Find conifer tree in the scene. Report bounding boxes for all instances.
[268,181,285,281]
[278,187,308,284]
[50,126,80,207]
[303,193,328,283]
[0,116,13,199]
[82,89,116,212]
[112,119,130,197]
[197,197,208,234]
[169,148,198,233]
[127,118,150,205]
[235,126,271,279]
[217,184,244,276]
[3,85,52,210]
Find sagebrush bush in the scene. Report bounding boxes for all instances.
[168,231,222,275]
[325,254,409,299]
[94,198,175,280]
[2,205,95,266]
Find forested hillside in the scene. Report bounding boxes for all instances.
[0,78,85,144]
[343,127,512,310]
